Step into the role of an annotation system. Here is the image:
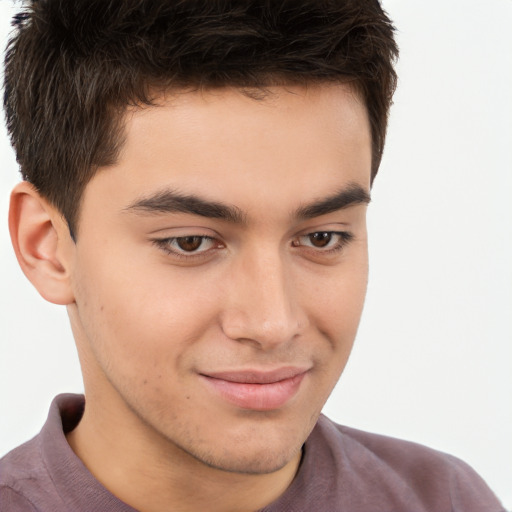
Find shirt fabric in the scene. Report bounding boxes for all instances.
[0,394,505,511]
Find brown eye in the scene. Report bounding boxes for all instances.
[152,235,220,259]
[176,236,204,252]
[292,231,353,255]
[308,232,332,248]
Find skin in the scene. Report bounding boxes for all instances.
[10,84,372,512]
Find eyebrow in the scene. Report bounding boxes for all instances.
[125,190,246,224]
[125,182,370,224]
[294,183,371,219]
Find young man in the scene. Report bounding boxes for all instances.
[0,1,505,511]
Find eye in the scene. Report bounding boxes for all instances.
[174,236,210,252]
[292,231,353,252]
[152,235,220,258]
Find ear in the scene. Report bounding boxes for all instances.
[9,181,75,305]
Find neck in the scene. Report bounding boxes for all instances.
[66,393,302,512]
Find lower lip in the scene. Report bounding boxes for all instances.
[201,373,307,411]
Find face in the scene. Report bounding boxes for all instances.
[67,84,371,474]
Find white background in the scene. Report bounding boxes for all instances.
[1,0,511,508]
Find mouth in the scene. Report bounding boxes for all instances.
[199,367,310,411]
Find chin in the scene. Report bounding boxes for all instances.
[161,413,309,476]
[191,443,302,475]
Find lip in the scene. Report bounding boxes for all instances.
[200,367,309,411]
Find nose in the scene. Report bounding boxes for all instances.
[220,248,307,350]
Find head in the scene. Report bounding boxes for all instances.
[4,0,397,238]
[4,0,397,480]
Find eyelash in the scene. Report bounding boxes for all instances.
[292,231,354,254]
[151,231,354,261]
[151,235,220,260]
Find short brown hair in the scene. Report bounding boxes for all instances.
[3,0,398,236]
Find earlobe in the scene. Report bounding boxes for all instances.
[9,182,75,305]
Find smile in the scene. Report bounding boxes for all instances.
[199,367,310,411]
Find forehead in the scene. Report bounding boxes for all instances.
[83,84,371,222]
[128,82,369,139]
[124,84,369,174]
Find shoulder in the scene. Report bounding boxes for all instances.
[0,485,38,512]
[0,394,85,511]
[323,417,483,479]
[0,435,44,486]
[0,436,49,512]
[309,415,505,511]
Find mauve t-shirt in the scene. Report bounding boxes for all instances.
[0,394,505,511]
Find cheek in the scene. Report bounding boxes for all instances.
[72,252,221,383]
[306,255,368,333]
[302,253,368,383]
